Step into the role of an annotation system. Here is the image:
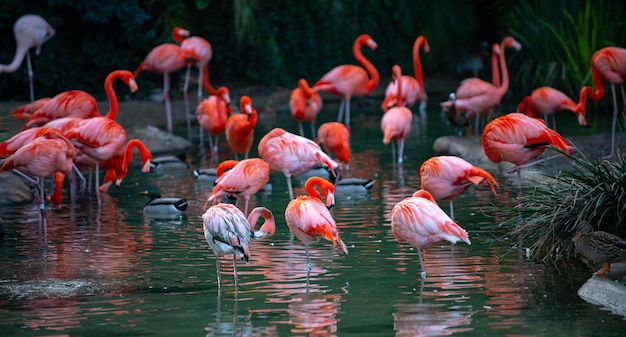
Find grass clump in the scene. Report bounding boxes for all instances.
[507,152,626,265]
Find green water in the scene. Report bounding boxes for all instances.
[0,100,624,336]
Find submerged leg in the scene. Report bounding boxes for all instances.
[163,73,173,133]
[305,244,312,272]
[417,248,426,279]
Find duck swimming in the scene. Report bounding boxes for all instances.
[140,187,188,215]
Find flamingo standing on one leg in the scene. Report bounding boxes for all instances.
[517,86,592,130]
[202,203,275,291]
[481,112,573,198]
[196,86,232,160]
[0,130,75,236]
[290,78,323,138]
[134,27,189,133]
[205,158,271,216]
[316,122,350,166]
[588,47,626,158]
[258,128,340,200]
[285,177,348,271]
[441,37,522,136]
[314,34,379,130]
[391,189,471,279]
[381,65,412,164]
[0,14,55,102]
[25,69,138,128]
[381,35,430,113]
[419,155,498,220]
[225,96,257,160]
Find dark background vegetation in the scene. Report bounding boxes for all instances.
[0,0,625,104]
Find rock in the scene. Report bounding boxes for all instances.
[432,135,508,172]
[126,125,193,156]
[0,171,34,206]
[577,263,626,317]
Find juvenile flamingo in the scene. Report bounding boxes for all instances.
[202,204,275,290]
[205,158,271,216]
[441,37,522,136]
[314,34,379,129]
[588,47,626,158]
[258,128,340,200]
[381,65,412,164]
[381,35,430,113]
[24,69,138,128]
[196,86,232,160]
[290,78,323,138]
[419,155,498,220]
[225,96,257,159]
[134,27,189,133]
[391,189,471,279]
[482,112,572,197]
[517,86,592,130]
[285,177,348,271]
[316,122,350,165]
[0,14,55,102]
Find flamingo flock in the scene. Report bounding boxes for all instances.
[2,14,624,294]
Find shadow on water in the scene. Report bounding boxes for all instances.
[1,99,625,336]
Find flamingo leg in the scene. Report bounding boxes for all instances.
[551,114,557,131]
[345,97,352,130]
[72,163,86,194]
[215,254,223,291]
[244,198,250,217]
[417,248,426,279]
[449,199,455,221]
[199,126,205,149]
[336,99,345,124]
[211,135,219,162]
[391,141,396,165]
[305,244,312,272]
[163,73,173,133]
[232,255,239,289]
[310,122,316,139]
[26,52,34,102]
[397,139,405,164]
[298,122,304,137]
[95,164,102,206]
[286,175,295,200]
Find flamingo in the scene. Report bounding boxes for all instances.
[381,65,412,164]
[196,86,232,160]
[381,35,430,113]
[9,97,50,120]
[316,122,350,165]
[441,37,522,136]
[588,47,626,158]
[0,14,55,102]
[24,69,138,128]
[0,130,75,234]
[258,128,340,200]
[419,155,499,220]
[202,203,275,290]
[134,27,190,133]
[178,33,213,139]
[284,177,348,271]
[225,95,257,160]
[390,189,471,279]
[481,112,573,197]
[63,117,127,205]
[205,158,271,216]
[517,86,592,130]
[99,139,153,191]
[290,78,323,138]
[314,34,379,130]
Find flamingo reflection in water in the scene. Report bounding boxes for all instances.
[393,301,474,336]
[202,204,275,291]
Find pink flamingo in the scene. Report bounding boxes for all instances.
[134,27,189,133]
[316,122,350,165]
[258,128,340,200]
[381,65,412,164]
[419,155,498,220]
[441,37,522,136]
[24,69,138,128]
[588,47,626,158]
[391,189,471,278]
[225,96,257,160]
[285,177,348,271]
[63,117,127,205]
[314,34,379,129]
[517,86,592,130]
[381,35,430,113]
[202,203,275,290]
[196,86,232,159]
[482,112,573,196]
[0,14,55,102]
[205,158,271,216]
[290,78,323,138]
[10,97,50,120]
[99,139,153,191]
[178,33,212,139]
[0,130,75,234]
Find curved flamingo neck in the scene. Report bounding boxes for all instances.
[392,65,403,106]
[102,71,129,119]
[354,36,379,93]
[576,86,593,113]
[304,177,334,204]
[247,207,275,238]
[413,36,428,88]
[589,67,606,101]
[0,44,29,73]
[495,40,512,99]
[124,139,152,175]
[517,96,530,114]
[491,43,501,87]
[172,27,188,44]
[216,160,239,177]
[202,66,217,95]
[299,79,315,98]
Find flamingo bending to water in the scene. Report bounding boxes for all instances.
[517,86,592,130]
[316,122,350,165]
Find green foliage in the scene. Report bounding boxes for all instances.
[507,152,626,265]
